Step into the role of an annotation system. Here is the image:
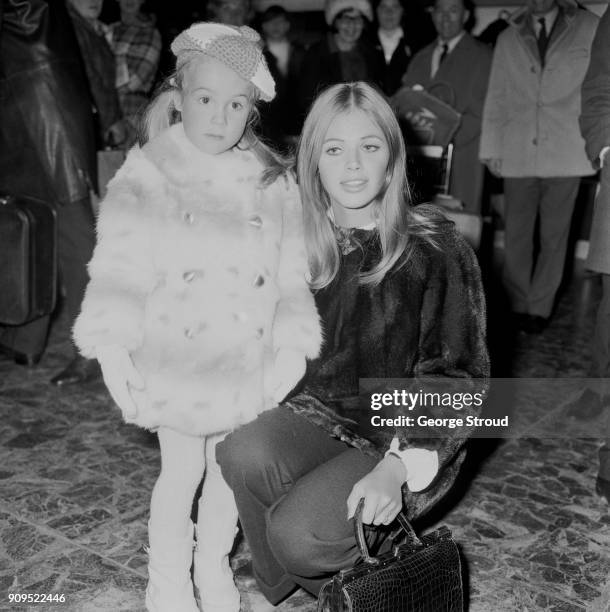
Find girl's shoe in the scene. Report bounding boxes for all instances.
[193,524,241,612]
[194,457,240,612]
[145,520,200,612]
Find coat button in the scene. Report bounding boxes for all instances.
[183,211,195,224]
[184,327,195,339]
[256,327,264,339]
[248,215,263,228]
[183,269,203,283]
[253,274,265,287]
[532,138,537,145]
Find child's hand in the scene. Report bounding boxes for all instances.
[266,348,306,404]
[96,345,145,419]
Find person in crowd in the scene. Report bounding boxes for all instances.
[371,0,412,96]
[216,81,489,607]
[109,0,162,145]
[0,0,99,385]
[206,0,253,26]
[67,0,126,150]
[298,0,383,123]
[73,22,321,612]
[370,0,436,96]
[402,0,492,214]
[258,5,306,151]
[480,0,598,334]
[572,6,610,503]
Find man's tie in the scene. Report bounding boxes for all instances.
[537,17,549,65]
[439,43,449,66]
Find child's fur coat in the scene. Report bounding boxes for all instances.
[74,123,321,435]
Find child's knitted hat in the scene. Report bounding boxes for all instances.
[325,0,373,26]
[171,22,276,101]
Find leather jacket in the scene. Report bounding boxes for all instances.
[0,0,97,204]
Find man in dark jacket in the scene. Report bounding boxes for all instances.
[402,0,492,213]
[0,0,100,384]
[574,6,610,503]
[67,0,125,148]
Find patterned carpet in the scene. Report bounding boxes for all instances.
[0,253,608,611]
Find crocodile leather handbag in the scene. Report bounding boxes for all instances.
[317,499,463,611]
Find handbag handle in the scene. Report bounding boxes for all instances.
[353,498,423,565]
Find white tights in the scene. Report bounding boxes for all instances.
[148,428,239,610]
[150,428,206,535]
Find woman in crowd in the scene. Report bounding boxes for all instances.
[298,0,383,122]
[217,81,489,606]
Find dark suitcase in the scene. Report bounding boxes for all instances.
[0,195,57,325]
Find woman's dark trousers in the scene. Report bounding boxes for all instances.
[216,407,392,605]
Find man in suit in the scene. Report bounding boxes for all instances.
[402,0,492,214]
[574,6,610,503]
[480,0,598,334]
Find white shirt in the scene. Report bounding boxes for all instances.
[386,439,439,492]
[431,31,465,78]
[532,5,559,38]
[378,26,404,64]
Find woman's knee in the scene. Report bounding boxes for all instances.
[216,415,286,489]
[267,494,355,579]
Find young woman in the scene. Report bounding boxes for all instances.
[216,81,489,606]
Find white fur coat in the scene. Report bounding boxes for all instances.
[74,123,321,435]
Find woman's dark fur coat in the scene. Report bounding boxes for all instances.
[285,222,489,520]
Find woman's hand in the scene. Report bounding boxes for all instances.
[96,345,145,419]
[346,455,407,526]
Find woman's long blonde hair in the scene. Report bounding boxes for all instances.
[138,54,287,183]
[297,81,443,289]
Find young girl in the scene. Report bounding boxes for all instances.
[73,23,321,612]
[216,82,488,606]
